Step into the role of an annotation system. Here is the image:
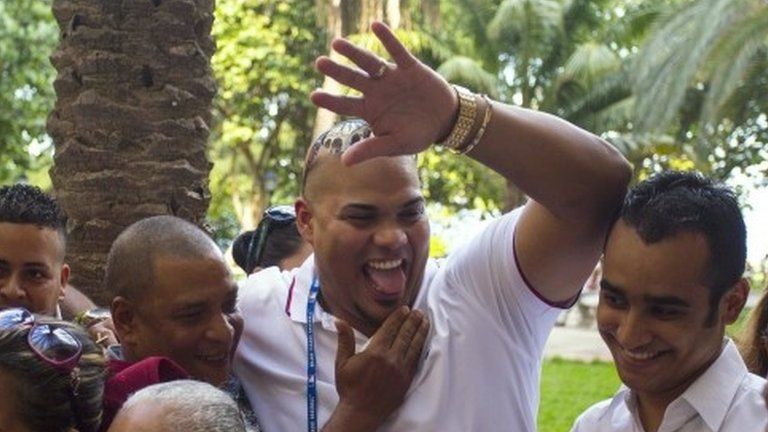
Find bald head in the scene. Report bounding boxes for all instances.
[104,215,221,302]
[302,118,418,202]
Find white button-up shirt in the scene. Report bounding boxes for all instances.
[571,340,768,432]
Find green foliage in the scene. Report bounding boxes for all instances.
[539,358,620,431]
[209,0,325,233]
[0,0,57,184]
[633,0,768,181]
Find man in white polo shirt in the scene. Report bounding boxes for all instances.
[572,171,768,432]
[234,21,631,431]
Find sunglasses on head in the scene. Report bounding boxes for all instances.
[0,307,83,372]
[245,205,297,273]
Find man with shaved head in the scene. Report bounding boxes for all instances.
[107,215,237,386]
[235,22,632,431]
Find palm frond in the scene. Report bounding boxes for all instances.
[561,42,621,87]
[700,4,768,128]
[436,56,500,98]
[633,0,747,133]
[556,67,632,129]
[488,0,563,48]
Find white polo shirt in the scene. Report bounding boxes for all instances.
[571,340,768,432]
[235,210,563,431]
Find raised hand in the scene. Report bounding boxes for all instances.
[311,21,457,165]
[322,306,430,431]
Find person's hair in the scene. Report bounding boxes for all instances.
[0,183,68,255]
[737,289,768,377]
[232,224,304,274]
[104,215,221,302]
[0,317,106,432]
[121,379,247,432]
[620,170,746,323]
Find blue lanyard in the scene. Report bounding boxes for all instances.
[306,275,321,432]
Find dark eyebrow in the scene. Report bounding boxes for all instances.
[340,203,378,213]
[402,197,426,208]
[644,295,691,308]
[601,278,691,308]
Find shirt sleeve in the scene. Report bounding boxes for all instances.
[439,208,561,354]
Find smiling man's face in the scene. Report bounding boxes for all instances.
[119,254,237,386]
[598,220,732,403]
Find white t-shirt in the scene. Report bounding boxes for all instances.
[235,210,563,431]
[571,340,768,432]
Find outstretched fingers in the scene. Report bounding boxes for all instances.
[310,91,364,118]
[331,38,389,80]
[315,56,371,92]
[370,21,417,69]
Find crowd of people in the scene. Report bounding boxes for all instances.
[1,20,767,432]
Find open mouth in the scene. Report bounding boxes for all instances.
[364,258,407,302]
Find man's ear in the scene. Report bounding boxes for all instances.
[58,264,70,300]
[721,278,749,325]
[111,296,137,344]
[295,198,314,244]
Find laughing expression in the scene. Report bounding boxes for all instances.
[298,155,429,337]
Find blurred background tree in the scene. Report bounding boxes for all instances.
[0,0,57,185]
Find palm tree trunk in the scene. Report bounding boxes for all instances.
[48,0,216,304]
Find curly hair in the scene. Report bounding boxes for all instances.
[0,183,67,233]
[0,317,106,432]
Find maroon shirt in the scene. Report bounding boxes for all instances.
[99,356,189,431]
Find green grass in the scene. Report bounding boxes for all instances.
[538,358,621,432]
[536,305,755,431]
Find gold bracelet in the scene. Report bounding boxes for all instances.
[439,85,477,150]
[454,96,493,155]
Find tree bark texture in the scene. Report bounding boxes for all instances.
[48,0,215,304]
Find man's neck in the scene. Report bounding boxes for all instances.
[635,393,672,432]
[317,291,378,338]
[634,343,725,432]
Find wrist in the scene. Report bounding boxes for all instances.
[435,86,460,143]
[323,401,384,432]
[436,85,493,155]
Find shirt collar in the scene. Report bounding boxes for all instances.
[286,253,320,325]
[285,255,360,340]
[612,339,747,431]
[678,339,748,431]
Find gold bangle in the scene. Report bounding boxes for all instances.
[439,85,477,150]
[454,96,493,155]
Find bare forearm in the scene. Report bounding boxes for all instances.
[468,104,631,222]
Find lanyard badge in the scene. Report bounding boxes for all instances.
[306,275,321,432]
